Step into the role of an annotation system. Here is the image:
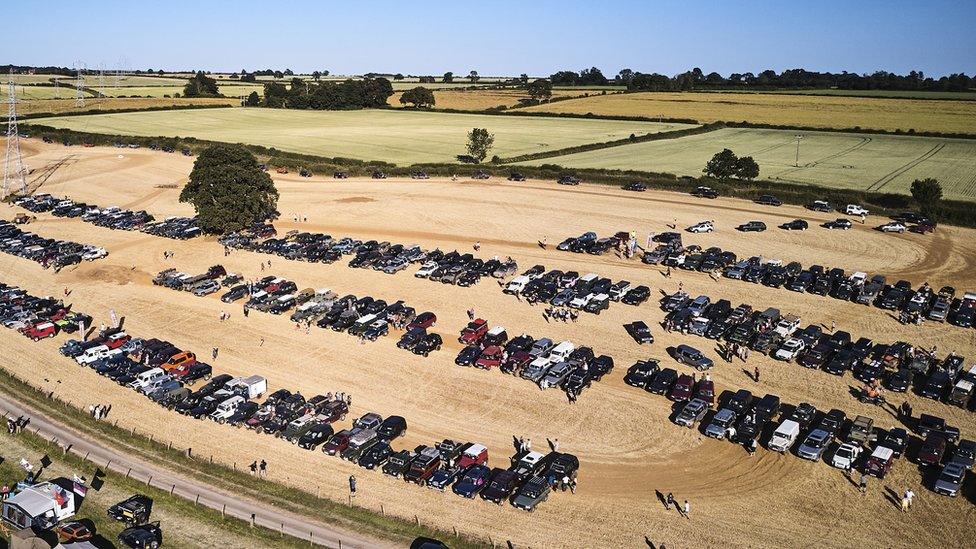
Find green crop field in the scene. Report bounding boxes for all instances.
[29,107,695,165]
[0,85,92,100]
[519,127,976,200]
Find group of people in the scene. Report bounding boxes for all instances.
[88,403,112,420]
[6,415,29,434]
[248,459,268,476]
[661,492,691,519]
[543,307,579,323]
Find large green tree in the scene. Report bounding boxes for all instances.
[183,71,220,97]
[911,178,943,215]
[735,156,760,180]
[466,128,495,163]
[442,71,454,83]
[179,145,278,234]
[703,149,739,179]
[526,79,552,101]
[400,86,435,108]
[244,91,260,106]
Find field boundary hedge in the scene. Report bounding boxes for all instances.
[18,124,976,228]
[496,122,723,163]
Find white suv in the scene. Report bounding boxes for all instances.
[687,220,714,233]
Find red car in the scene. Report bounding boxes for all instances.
[502,351,532,375]
[475,346,505,370]
[917,433,947,466]
[694,379,715,406]
[21,321,58,341]
[669,374,694,402]
[103,332,131,350]
[458,443,489,469]
[459,318,488,344]
[408,311,437,331]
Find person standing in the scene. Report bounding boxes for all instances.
[682,500,690,518]
[349,475,357,494]
[859,473,868,494]
[259,459,267,477]
[754,367,760,383]
[905,489,915,509]
[665,492,674,510]
[249,461,257,475]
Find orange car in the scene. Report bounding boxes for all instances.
[163,351,196,372]
[57,521,93,542]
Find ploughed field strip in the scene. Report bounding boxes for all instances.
[0,219,108,270]
[621,352,972,497]
[557,228,975,332]
[16,194,202,240]
[220,224,519,287]
[653,289,975,414]
[152,265,444,353]
[0,281,580,513]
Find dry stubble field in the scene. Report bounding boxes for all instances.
[520,91,976,134]
[1,140,975,548]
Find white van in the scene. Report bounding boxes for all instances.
[503,276,530,295]
[228,375,267,399]
[768,419,801,452]
[127,367,166,390]
[210,395,245,422]
[75,345,110,365]
[549,341,576,363]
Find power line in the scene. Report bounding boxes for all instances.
[2,71,28,198]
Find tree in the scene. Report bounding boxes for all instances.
[703,149,740,179]
[468,70,479,83]
[911,178,943,213]
[183,71,219,97]
[735,156,760,180]
[240,71,256,83]
[526,79,552,101]
[442,72,454,83]
[179,145,278,234]
[245,91,260,107]
[466,128,495,163]
[322,70,330,77]
[393,73,404,81]
[616,68,634,84]
[519,73,529,84]
[312,71,322,81]
[399,86,435,108]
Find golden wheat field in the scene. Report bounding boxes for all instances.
[520,91,976,134]
[14,97,239,116]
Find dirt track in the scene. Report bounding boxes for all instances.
[1,140,975,548]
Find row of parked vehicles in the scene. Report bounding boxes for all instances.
[659,290,976,411]
[6,280,576,513]
[1,285,92,342]
[154,266,441,349]
[219,224,516,288]
[624,357,972,497]
[453,318,614,397]
[625,227,976,330]
[0,219,106,268]
[502,263,650,314]
[14,194,202,240]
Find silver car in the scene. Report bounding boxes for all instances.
[934,462,965,496]
[539,361,574,390]
[704,408,737,439]
[797,429,833,461]
[675,398,709,428]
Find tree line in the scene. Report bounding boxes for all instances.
[261,77,393,109]
[547,67,975,93]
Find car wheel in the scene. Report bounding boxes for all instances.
[32,336,39,342]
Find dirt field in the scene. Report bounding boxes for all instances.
[14,97,239,117]
[520,127,976,201]
[520,91,976,134]
[28,108,694,165]
[1,140,975,548]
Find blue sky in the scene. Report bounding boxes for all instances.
[7,1,975,77]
